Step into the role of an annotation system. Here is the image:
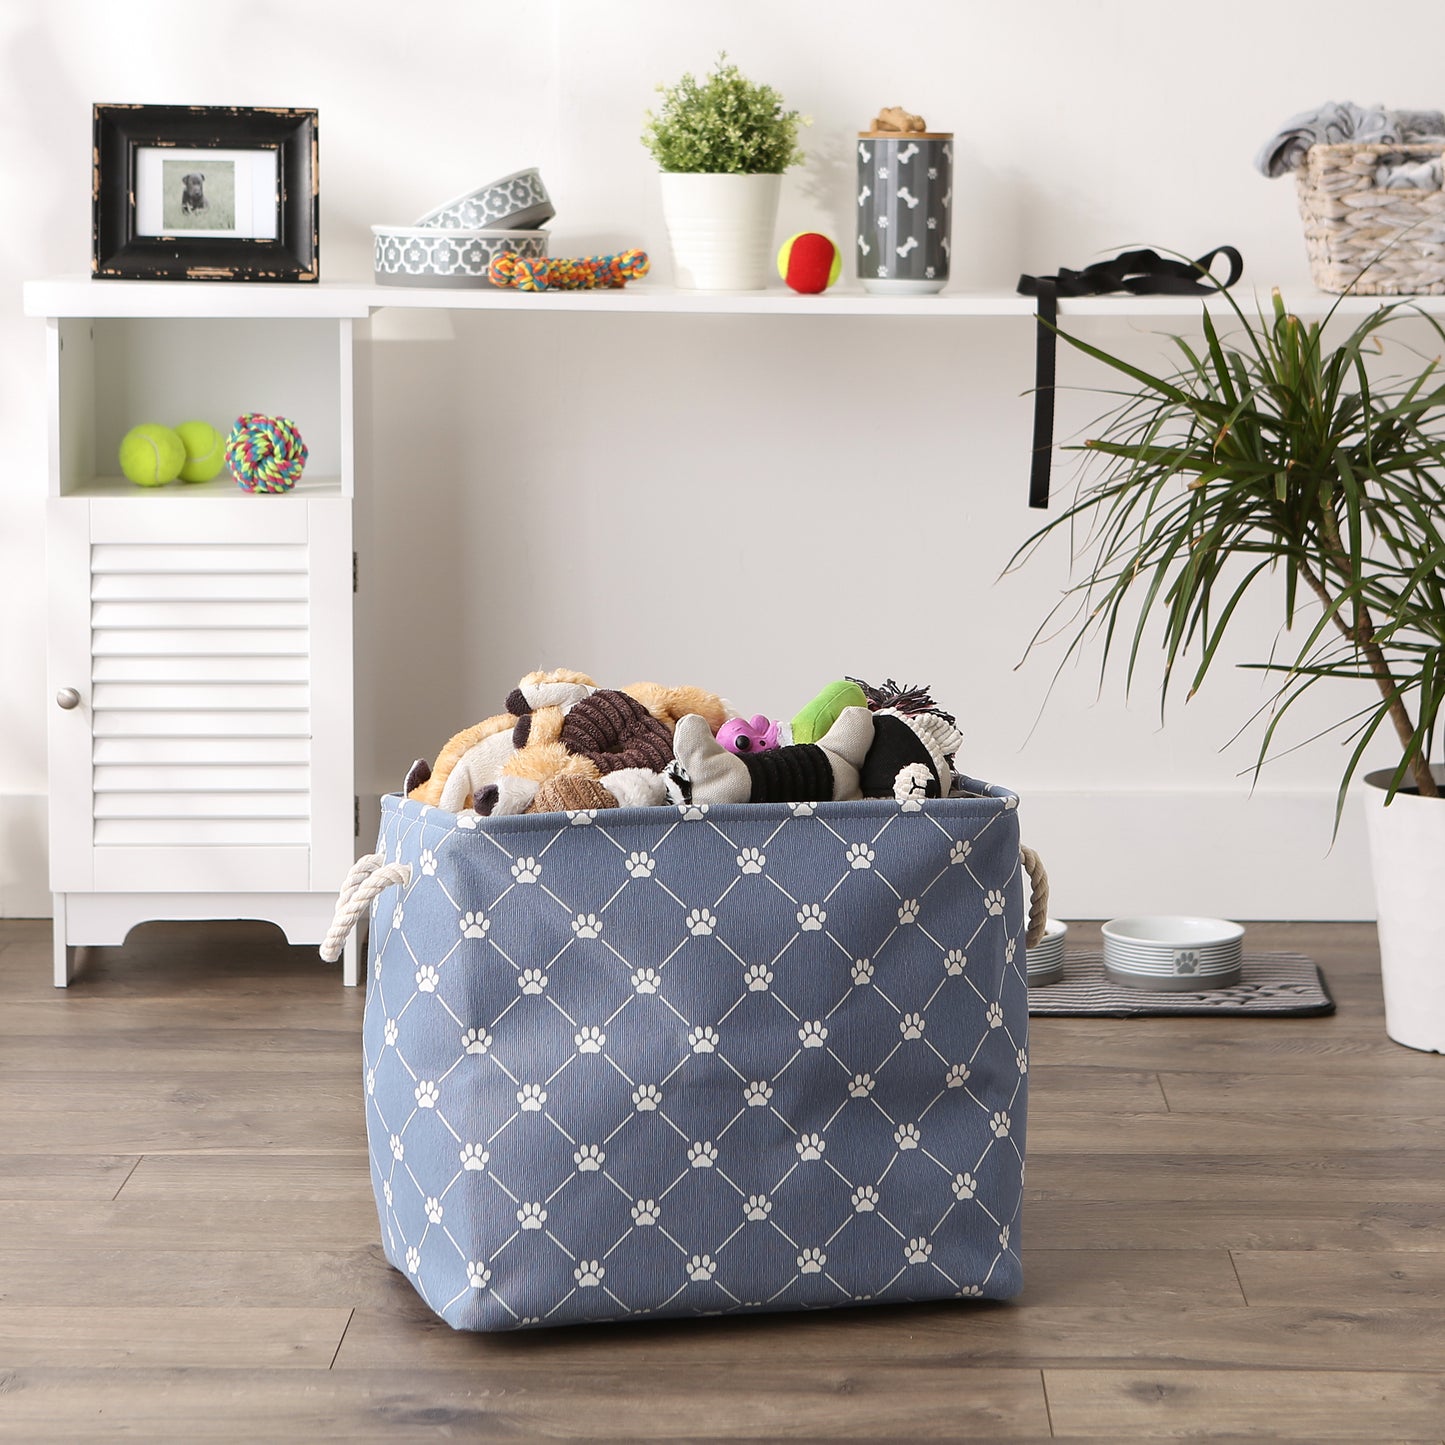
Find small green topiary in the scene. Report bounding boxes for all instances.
[642,53,807,175]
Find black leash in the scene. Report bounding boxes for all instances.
[1016,247,1244,509]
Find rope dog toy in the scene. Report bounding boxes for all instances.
[488,248,650,292]
[225,413,309,493]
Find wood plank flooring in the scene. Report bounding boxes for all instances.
[0,917,1441,1441]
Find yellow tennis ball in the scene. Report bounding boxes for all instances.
[118,424,185,487]
[174,420,227,483]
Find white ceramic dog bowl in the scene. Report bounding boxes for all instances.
[1026,918,1067,986]
[414,168,556,231]
[372,226,549,288]
[1102,915,1244,991]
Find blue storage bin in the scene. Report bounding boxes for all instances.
[361,779,1029,1331]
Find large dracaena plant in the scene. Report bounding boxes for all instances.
[1010,288,1445,830]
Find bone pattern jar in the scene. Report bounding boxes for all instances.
[856,132,953,295]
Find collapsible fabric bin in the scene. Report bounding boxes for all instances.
[357,779,1030,1331]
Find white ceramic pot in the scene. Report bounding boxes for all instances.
[1363,765,1445,1053]
[658,172,782,291]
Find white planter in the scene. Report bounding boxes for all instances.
[1363,765,1445,1052]
[658,172,782,291]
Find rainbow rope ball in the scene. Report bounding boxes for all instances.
[488,248,650,292]
[225,413,309,493]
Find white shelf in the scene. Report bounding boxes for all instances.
[30,274,1445,322]
[59,473,344,500]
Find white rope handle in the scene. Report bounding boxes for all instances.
[320,855,412,963]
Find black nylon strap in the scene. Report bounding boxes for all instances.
[1017,247,1243,509]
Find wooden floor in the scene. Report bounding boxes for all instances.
[1,918,1442,1441]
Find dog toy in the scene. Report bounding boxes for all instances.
[560,690,676,775]
[526,775,618,814]
[225,413,308,493]
[717,715,783,755]
[487,249,650,292]
[859,711,962,800]
[871,106,928,134]
[777,233,842,294]
[118,424,185,487]
[847,676,958,726]
[791,680,868,746]
[174,420,227,482]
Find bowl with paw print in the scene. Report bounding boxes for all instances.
[1025,918,1067,987]
[1102,915,1244,991]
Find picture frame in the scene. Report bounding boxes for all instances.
[93,104,319,282]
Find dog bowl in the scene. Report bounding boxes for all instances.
[414,168,556,231]
[1102,915,1244,991]
[1026,918,1067,987]
[372,226,549,288]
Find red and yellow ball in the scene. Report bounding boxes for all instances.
[777,232,842,294]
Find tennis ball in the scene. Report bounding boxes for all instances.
[118,424,185,487]
[777,232,842,294]
[174,420,226,483]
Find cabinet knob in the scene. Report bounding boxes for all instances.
[56,688,81,710]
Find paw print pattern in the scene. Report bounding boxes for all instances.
[953,1171,978,1199]
[383,1179,393,1207]
[949,839,973,864]
[744,1194,772,1221]
[797,904,826,931]
[899,792,924,813]
[798,1020,829,1047]
[405,1246,420,1274]
[905,1237,932,1265]
[460,911,489,940]
[849,1072,875,1098]
[419,848,437,876]
[900,1012,925,1039]
[567,809,597,825]
[852,958,874,986]
[572,913,602,939]
[391,903,404,930]
[632,1084,662,1111]
[459,1144,489,1170]
[384,1017,399,1046]
[999,1224,1012,1250]
[517,1083,546,1111]
[846,843,875,870]
[389,1133,404,1161]
[574,1260,605,1288]
[679,802,709,821]
[414,1081,439,1109]
[687,1140,718,1168]
[462,1027,491,1054]
[852,1185,880,1212]
[789,800,816,817]
[366,1068,375,1097]
[945,950,967,975]
[744,1081,772,1107]
[467,1261,491,1289]
[991,1111,1012,1138]
[689,1026,720,1053]
[575,1025,606,1053]
[455,811,479,829]
[736,847,765,874]
[415,964,439,993]
[511,856,540,884]
[897,899,920,925]
[958,1283,983,1298]
[895,1122,921,1150]
[631,968,660,994]
[574,1144,605,1171]
[796,1133,825,1161]
[631,1199,658,1226]
[425,1197,443,1224]
[1017,1047,1029,1074]
[1005,938,1017,965]
[987,1001,1004,1028]
[946,1062,971,1088]
[745,964,772,992]
[519,968,548,994]
[797,1247,826,1274]
[985,889,1006,916]
[686,1254,717,1281]
[625,850,654,878]
[516,1202,547,1229]
[686,908,717,937]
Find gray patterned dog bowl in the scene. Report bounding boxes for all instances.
[414,168,556,231]
[372,226,549,288]
[1102,915,1244,991]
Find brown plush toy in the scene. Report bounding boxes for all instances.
[870,106,928,134]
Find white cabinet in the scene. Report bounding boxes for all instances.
[34,300,364,986]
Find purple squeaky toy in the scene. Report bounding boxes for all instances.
[716,715,783,756]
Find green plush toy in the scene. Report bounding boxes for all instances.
[118,424,185,487]
[791,679,868,745]
[174,420,227,482]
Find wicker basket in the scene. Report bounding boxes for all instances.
[1297,142,1445,294]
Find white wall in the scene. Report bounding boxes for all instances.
[5,0,1440,918]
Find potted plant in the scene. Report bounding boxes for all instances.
[1011,288,1445,1051]
[642,54,806,292]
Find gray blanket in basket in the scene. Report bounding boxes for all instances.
[1255,101,1445,179]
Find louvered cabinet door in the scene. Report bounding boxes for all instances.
[47,496,353,895]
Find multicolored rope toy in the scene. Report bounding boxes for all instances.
[488,248,650,292]
[225,413,309,494]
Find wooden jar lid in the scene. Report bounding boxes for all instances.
[857,131,953,140]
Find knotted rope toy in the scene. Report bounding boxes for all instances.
[487,248,650,292]
[225,413,309,493]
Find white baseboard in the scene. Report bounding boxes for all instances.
[3,786,1381,923]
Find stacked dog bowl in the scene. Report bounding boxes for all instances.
[1101,915,1244,990]
[374,168,554,288]
[1026,918,1067,987]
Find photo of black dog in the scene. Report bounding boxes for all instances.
[180,172,207,215]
